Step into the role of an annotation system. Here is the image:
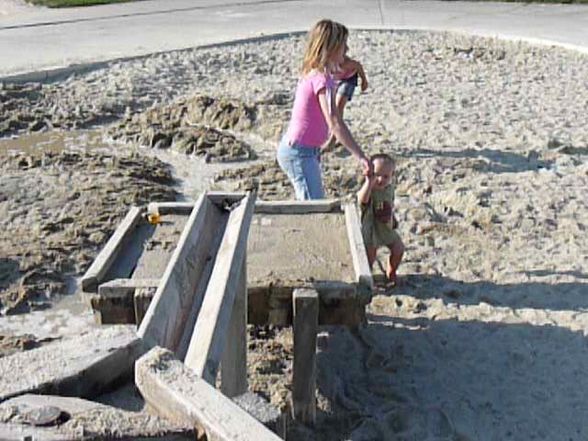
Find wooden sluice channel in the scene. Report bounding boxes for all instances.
[0,192,373,439]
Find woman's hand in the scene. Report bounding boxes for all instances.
[360,155,373,176]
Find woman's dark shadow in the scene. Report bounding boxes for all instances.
[403,147,551,174]
[373,272,588,314]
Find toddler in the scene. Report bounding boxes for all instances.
[357,153,404,284]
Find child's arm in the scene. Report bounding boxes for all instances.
[357,172,375,206]
[344,58,368,92]
[355,61,368,92]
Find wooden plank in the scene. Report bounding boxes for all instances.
[255,199,341,214]
[185,193,256,385]
[291,288,318,426]
[81,206,143,292]
[344,203,374,297]
[148,193,247,215]
[147,201,194,215]
[138,193,225,352]
[84,279,159,325]
[100,278,160,290]
[175,225,226,361]
[221,255,248,397]
[135,347,283,441]
[207,191,248,208]
[247,280,366,327]
[0,326,145,403]
[149,198,341,215]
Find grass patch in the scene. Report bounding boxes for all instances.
[27,0,133,7]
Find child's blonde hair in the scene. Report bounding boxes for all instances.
[371,153,395,167]
[302,19,348,75]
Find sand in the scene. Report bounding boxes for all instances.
[1,29,587,440]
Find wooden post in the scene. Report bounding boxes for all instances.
[291,288,318,426]
[221,253,248,397]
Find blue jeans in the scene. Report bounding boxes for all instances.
[276,136,324,200]
[337,73,358,101]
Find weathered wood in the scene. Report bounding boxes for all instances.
[291,288,318,426]
[0,326,145,403]
[208,191,248,208]
[185,193,256,385]
[81,206,143,292]
[84,278,160,325]
[138,193,225,352]
[344,203,374,297]
[149,198,341,215]
[135,347,283,441]
[175,224,226,361]
[134,286,157,326]
[247,280,366,327]
[147,201,195,215]
[255,199,341,214]
[100,278,160,291]
[148,193,248,215]
[221,255,248,397]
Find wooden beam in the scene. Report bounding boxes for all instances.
[148,198,341,215]
[135,347,283,441]
[185,192,256,385]
[221,255,248,397]
[175,227,225,361]
[207,191,248,208]
[343,203,373,297]
[81,206,143,292]
[147,201,194,215]
[255,199,341,214]
[291,288,318,426]
[138,193,224,352]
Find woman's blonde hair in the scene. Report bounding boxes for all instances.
[301,19,348,75]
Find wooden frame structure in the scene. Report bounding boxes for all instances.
[73,194,374,436]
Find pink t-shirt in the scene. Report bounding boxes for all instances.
[286,71,335,147]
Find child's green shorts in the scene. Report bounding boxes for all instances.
[362,222,402,248]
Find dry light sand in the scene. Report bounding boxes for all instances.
[1,29,587,440]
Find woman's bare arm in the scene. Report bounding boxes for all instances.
[317,88,371,173]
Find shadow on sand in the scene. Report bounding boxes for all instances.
[300,313,588,441]
[405,147,552,174]
[373,272,588,314]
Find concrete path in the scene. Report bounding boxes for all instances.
[0,0,587,81]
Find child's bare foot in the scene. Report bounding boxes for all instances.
[386,259,398,286]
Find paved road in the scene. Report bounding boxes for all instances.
[0,0,587,81]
